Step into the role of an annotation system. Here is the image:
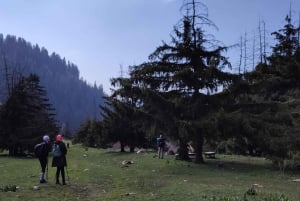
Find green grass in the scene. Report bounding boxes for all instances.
[0,144,299,201]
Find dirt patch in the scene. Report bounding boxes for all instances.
[68,183,107,201]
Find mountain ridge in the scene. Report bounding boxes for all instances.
[0,34,105,133]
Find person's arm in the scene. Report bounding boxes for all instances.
[47,143,52,153]
[61,143,67,155]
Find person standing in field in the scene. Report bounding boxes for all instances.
[157,134,166,159]
[34,135,51,183]
[52,134,67,185]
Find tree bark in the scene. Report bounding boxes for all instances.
[177,140,190,161]
[195,133,204,164]
[120,142,125,152]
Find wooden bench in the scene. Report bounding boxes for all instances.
[188,152,196,159]
[188,152,216,159]
[204,151,216,159]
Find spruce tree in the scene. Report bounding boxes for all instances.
[0,73,58,156]
[111,0,236,162]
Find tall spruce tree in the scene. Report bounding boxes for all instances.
[0,73,58,156]
[100,92,148,152]
[72,118,103,148]
[111,0,236,162]
[268,14,300,78]
[225,12,300,167]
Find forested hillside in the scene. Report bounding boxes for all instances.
[0,34,105,133]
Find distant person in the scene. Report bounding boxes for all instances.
[52,134,67,185]
[34,135,51,183]
[157,134,166,159]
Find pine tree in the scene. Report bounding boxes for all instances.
[226,13,300,167]
[110,0,237,162]
[100,93,147,152]
[268,14,300,78]
[0,73,58,156]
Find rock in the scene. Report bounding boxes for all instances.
[252,183,263,188]
[136,150,143,154]
[125,192,136,196]
[121,160,134,165]
[33,186,40,190]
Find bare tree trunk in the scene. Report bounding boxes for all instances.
[238,36,243,74]
[195,132,204,164]
[244,32,247,73]
[120,142,125,152]
[129,146,135,153]
[263,20,267,64]
[177,140,189,161]
[252,31,256,70]
[8,146,14,156]
[258,17,263,64]
[298,12,300,47]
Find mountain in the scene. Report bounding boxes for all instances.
[0,34,105,133]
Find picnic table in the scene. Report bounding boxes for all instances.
[204,151,216,159]
[187,152,216,159]
[188,152,196,158]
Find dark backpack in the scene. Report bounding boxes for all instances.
[158,138,165,147]
[52,143,62,157]
[34,142,46,157]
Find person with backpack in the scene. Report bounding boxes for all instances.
[34,135,51,183]
[52,134,67,185]
[157,134,166,159]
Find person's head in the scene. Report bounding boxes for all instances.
[56,134,62,142]
[160,134,163,138]
[43,135,50,143]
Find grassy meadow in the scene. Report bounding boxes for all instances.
[0,143,300,201]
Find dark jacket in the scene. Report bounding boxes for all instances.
[51,141,67,167]
[35,142,51,159]
[157,137,165,148]
[41,142,52,158]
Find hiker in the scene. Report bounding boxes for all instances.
[34,135,51,183]
[157,134,166,159]
[52,134,67,185]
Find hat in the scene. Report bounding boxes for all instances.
[56,134,62,142]
[43,135,50,142]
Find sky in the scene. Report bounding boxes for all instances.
[1,0,300,94]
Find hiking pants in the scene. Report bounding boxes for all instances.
[158,146,164,159]
[56,166,65,184]
[39,157,48,173]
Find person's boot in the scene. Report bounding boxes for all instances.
[56,172,60,184]
[62,170,66,185]
[39,173,43,183]
[40,173,47,183]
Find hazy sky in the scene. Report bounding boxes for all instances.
[1,0,299,94]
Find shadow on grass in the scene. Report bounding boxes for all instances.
[103,149,156,156]
[204,158,273,173]
[0,153,35,159]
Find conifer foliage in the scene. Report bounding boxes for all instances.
[110,0,237,162]
[0,74,58,156]
[223,12,300,166]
